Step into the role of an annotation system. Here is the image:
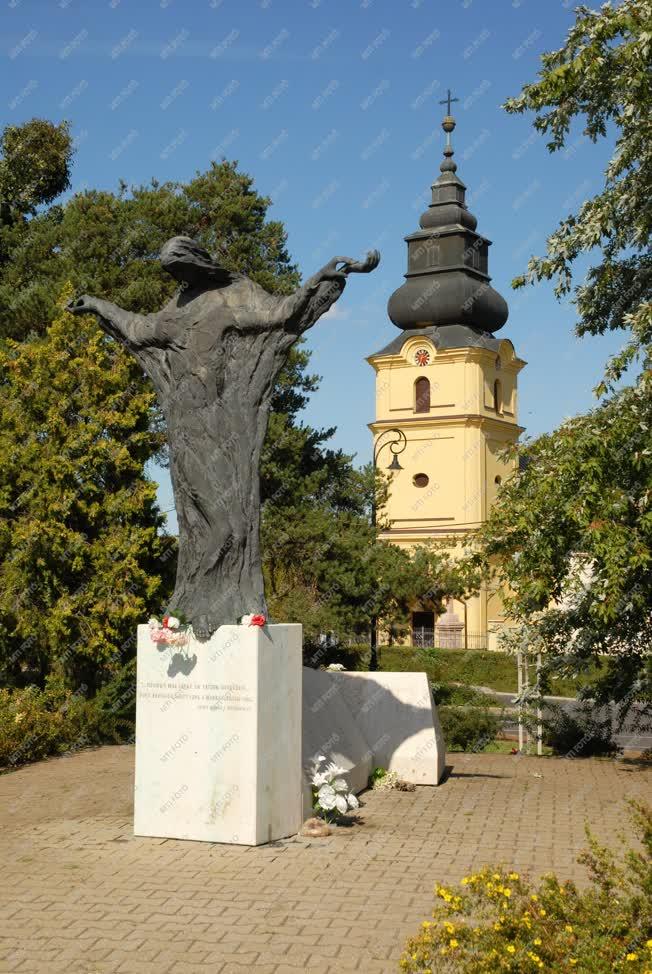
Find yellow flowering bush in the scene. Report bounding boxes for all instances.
[400,802,652,973]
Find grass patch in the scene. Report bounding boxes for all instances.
[378,645,603,697]
[481,739,555,755]
[483,739,519,754]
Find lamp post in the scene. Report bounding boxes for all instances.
[370,428,407,671]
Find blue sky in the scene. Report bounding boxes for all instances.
[5,0,624,526]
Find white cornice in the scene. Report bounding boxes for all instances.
[369,414,524,434]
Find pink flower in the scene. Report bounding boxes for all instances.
[250,614,266,627]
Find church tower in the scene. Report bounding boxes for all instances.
[368,100,526,649]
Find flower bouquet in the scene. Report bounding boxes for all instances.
[240,614,266,627]
[311,755,359,822]
[148,614,190,647]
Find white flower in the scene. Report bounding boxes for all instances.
[332,778,349,793]
[326,762,346,778]
[335,794,348,815]
[347,793,359,810]
[317,784,337,811]
[326,663,345,671]
[315,755,326,763]
[166,616,180,629]
[148,617,160,629]
[240,614,253,625]
[312,772,330,788]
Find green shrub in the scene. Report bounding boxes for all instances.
[0,662,135,769]
[303,642,369,671]
[542,703,619,758]
[439,706,501,752]
[90,658,136,728]
[0,678,82,767]
[431,681,488,706]
[400,801,652,973]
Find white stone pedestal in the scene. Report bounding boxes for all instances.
[134,623,302,846]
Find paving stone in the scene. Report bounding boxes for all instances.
[0,745,649,973]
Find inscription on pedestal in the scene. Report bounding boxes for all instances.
[137,681,254,712]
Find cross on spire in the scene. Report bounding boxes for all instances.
[439,88,459,150]
[439,88,459,116]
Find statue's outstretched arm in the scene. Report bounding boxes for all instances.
[274,250,380,334]
[66,294,162,350]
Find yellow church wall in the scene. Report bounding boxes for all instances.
[371,418,518,532]
[375,425,473,529]
[483,436,519,520]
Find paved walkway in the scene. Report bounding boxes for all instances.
[1,746,649,974]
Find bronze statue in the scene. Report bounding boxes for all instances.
[68,237,379,638]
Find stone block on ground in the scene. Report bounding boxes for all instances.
[302,668,444,815]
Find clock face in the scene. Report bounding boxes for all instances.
[415,348,430,367]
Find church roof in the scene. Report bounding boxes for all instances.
[387,103,509,336]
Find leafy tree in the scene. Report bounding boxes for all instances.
[504,0,651,387]
[0,287,173,693]
[471,0,652,708]
[0,118,73,228]
[474,386,652,705]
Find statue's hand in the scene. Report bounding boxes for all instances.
[66,294,96,315]
[318,257,355,284]
[343,250,381,275]
[318,250,381,284]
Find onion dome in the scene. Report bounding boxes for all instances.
[387,106,508,334]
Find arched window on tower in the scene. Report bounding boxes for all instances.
[493,378,502,415]
[415,376,430,413]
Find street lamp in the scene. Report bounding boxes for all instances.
[370,427,407,670]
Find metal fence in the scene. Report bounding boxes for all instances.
[338,630,490,650]
[411,628,488,650]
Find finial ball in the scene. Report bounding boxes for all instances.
[442,115,456,133]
